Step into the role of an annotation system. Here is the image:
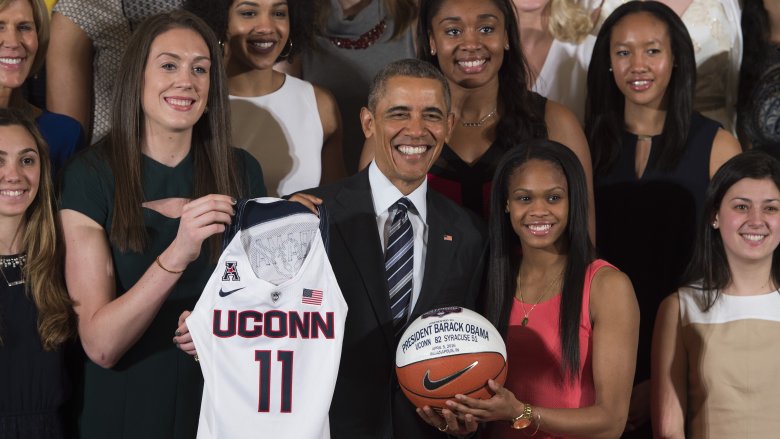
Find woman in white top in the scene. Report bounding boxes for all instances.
[514,0,596,124]
[186,0,345,196]
[652,150,780,438]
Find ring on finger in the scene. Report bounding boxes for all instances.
[437,423,448,432]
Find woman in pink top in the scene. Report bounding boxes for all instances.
[419,139,639,438]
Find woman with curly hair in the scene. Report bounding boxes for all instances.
[514,0,595,123]
[185,0,346,196]
[738,0,780,150]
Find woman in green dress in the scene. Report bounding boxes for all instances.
[58,11,265,438]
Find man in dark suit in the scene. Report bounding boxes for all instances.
[306,59,487,438]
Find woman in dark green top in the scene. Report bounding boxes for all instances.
[58,11,265,438]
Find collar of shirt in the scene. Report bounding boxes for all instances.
[367,161,428,221]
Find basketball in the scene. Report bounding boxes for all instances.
[395,306,507,409]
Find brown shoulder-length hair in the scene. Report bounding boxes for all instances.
[106,10,244,256]
[0,108,73,350]
[3,0,50,115]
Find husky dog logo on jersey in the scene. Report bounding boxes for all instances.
[222,261,240,281]
[247,228,317,282]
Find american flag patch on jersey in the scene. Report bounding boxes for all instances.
[302,288,323,306]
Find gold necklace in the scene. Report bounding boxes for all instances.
[461,108,497,128]
[516,277,559,327]
[516,289,548,326]
[0,254,26,287]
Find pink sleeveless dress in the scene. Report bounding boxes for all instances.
[490,259,613,439]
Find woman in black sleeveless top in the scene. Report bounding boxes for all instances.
[585,2,741,436]
[361,0,594,231]
[0,109,73,438]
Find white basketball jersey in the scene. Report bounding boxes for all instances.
[188,197,347,439]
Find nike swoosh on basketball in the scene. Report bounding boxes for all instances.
[422,361,478,391]
[219,287,245,297]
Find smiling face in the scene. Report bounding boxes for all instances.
[428,0,508,89]
[714,178,780,267]
[141,27,211,136]
[609,11,673,111]
[0,0,37,95]
[362,75,453,195]
[507,159,569,252]
[227,0,290,72]
[0,123,39,222]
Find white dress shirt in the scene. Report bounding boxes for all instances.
[368,161,428,317]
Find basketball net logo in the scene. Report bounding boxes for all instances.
[421,306,463,319]
[222,261,240,281]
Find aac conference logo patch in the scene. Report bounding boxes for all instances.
[222,261,240,281]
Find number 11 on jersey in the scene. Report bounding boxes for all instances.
[256,350,294,412]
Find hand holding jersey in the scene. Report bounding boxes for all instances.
[158,194,237,273]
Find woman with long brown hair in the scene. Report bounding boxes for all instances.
[58,11,265,438]
[0,108,73,438]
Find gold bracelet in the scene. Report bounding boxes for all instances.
[155,255,184,274]
[526,411,541,437]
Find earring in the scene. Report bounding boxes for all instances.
[505,205,509,213]
[711,221,718,229]
[504,43,509,50]
[609,67,613,72]
[279,38,293,59]
[431,48,436,56]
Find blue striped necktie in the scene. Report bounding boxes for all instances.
[386,197,414,339]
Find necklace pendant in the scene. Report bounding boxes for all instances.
[521,317,529,326]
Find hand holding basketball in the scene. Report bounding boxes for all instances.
[395,307,507,410]
[416,405,478,436]
[445,379,522,423]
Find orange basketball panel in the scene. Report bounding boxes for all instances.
[396,352,507,409]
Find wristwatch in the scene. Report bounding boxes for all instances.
[511,403,534,429]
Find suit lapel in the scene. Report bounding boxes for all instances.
[333,172,396,349]
[414,193,456,317]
